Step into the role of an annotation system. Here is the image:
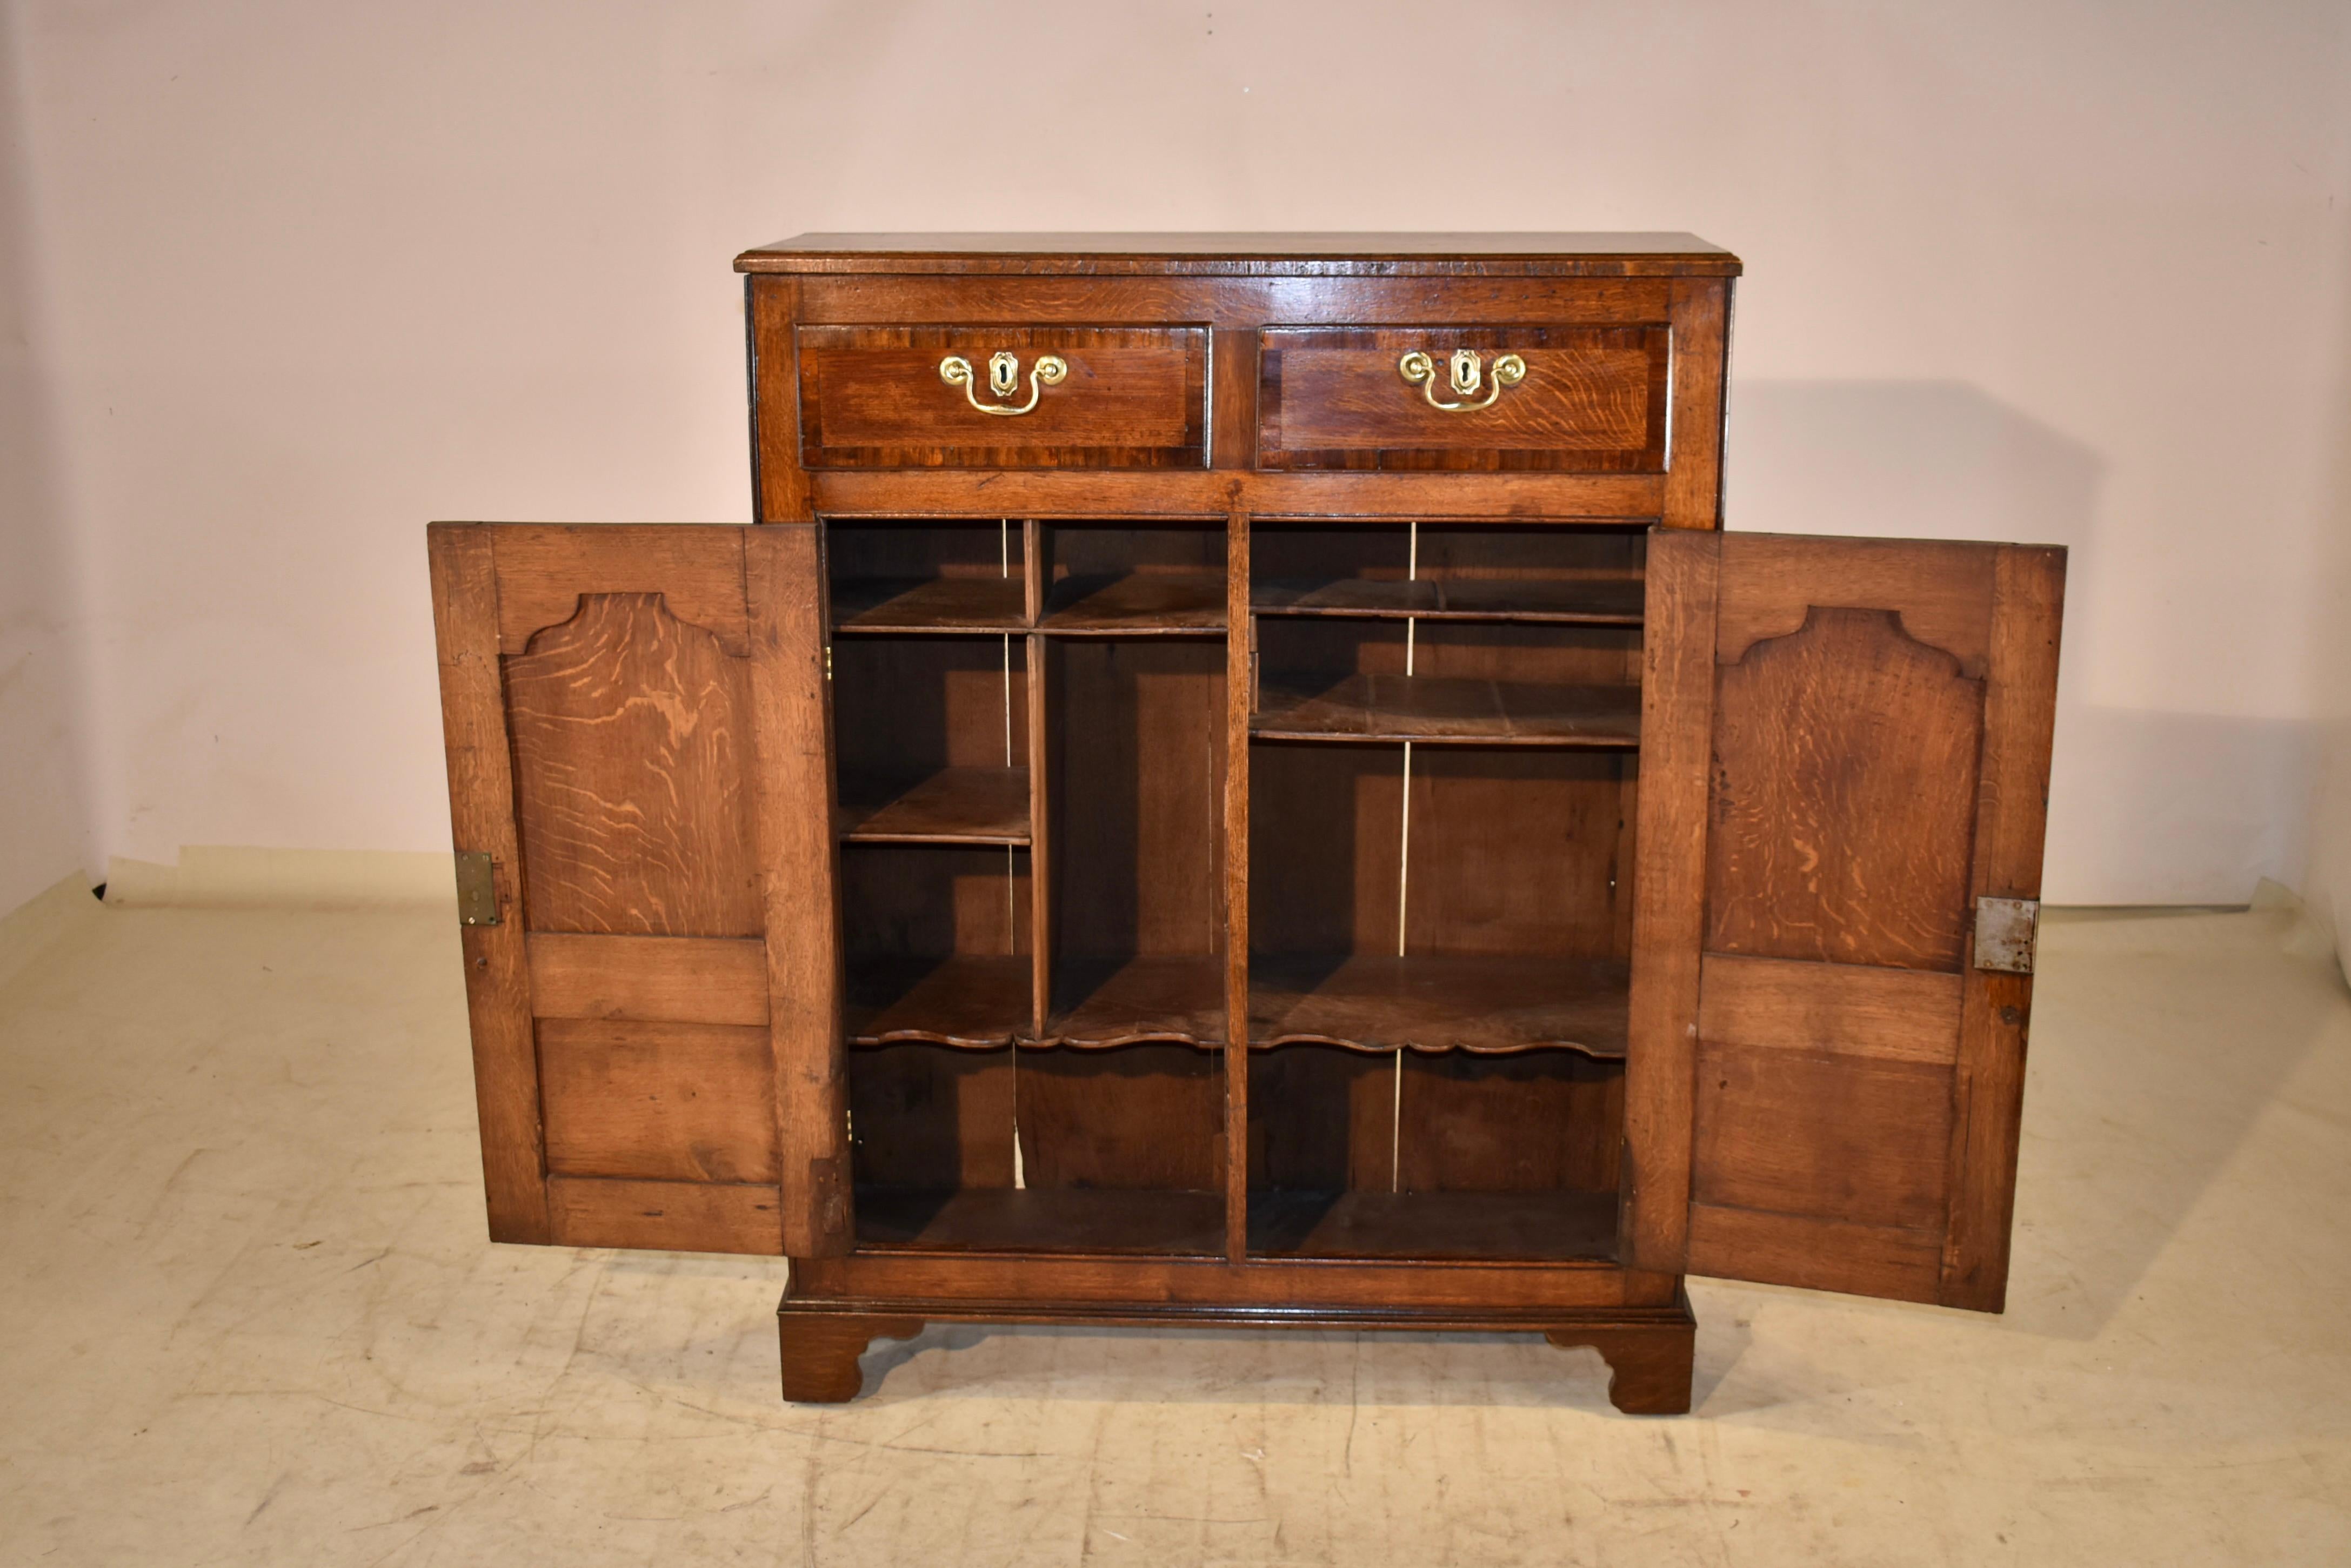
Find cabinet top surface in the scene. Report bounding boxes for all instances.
[735,232,1741,278]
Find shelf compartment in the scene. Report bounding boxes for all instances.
[854,1187,1225,1256]
[1251,674,1640,747]
[1246,1189,1618,1263]
[832,575,1027,634]
[1249,954,1628,1056]
[1253,576,1642,625]
[845,954,1033,1047]
[837,766,1030,844]
[1040,570,1226,634]
[1044,955,1226,1046]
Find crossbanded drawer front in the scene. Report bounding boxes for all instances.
[1257,325,1669,472]
[796,324,1208,469]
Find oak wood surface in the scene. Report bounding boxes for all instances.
[1248,1190,1617,1263]
[805,469,1669,521]
[777,1314,925,1404]
[1940,545,2066,1309]
[739,232,1742,276]
[539,1019,777,1184]
[505,592,763,937]
[831,575,1027,633]
[546,1174,783,1255]
[526,933,769,1026]
[797,274,1678,327]
[1259,326,1668,472]
[1247,955,1628,1056]
[835,765,1031,844]
[797,324,1207,469]
[746,526,851,1256]
[1619,529,1719,1272]
[854,1188,1225,1256]
[1629,530,2064,1310]
[1703,607,1984,971]
[1254,574,1644,624]
[1660,279,1729,530]
[1252,673,1641,746]
[427,525,549,1243]
[1223,509,1253,1259]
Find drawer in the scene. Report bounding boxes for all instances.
[796,325,1208,469]
[1257,325,1669,472]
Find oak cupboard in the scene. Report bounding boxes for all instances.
[426,235,2063,1413]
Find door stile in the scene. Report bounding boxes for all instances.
[1939,545,2065,1308]
[428,524,551,1243]
[747,524,852,1257]
[1223,505,1253,1262]
[1620,528,1719,1272]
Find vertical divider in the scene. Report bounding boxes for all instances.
[1223,506,1253,1262]
[1024,520,1051,1043]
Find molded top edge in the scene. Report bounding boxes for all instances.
[734,232,1742,277]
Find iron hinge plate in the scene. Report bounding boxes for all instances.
[455,850,501,927]
[1974,896,2038,974]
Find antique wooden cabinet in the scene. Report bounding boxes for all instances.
[426,235,2063,1414]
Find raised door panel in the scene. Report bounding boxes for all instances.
[427,522,849,1258]
[1623,530,2063,1310]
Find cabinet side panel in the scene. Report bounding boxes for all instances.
[1621,528,1719,1270]
[429,525,550,1243]
[1940,545,2066,1309]
[752,276,813,522]
[1659,279,1728,530]
[747,525,852,1257]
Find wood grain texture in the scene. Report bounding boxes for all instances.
[1940,544,2066,1310]
[836,766,1031,844]
[1620,528,1718,1273]
[1704,607,1984,971]
[527,933,769,1025]
[539,1019,777,1184]
[1659,279,1729,529]
[797,325,1206,468]
[794,275,1677,328]
[488,525,751,656]
[1400,1051,1624,1195]
[792,1251,1638,1312]
[505,592,763,937]
[1259,326,1668,472]
[1685,1204,1941,1303]
[748,276,812,523]
[426,524,549,1242]
[1248,955,1628,1056]
[1698,953,1963,1066]
[1715,534,1995,671]
[546,1175,783,1255]
[1251,674,1640,746]
[1692,1042,1954,1230]
[807,469,1668,522]
[1545,1290,1698,1415]
[745,525,850,1257]
[739,232,1742,276]
[1212,326,1257,468]
[777,1314,925,1404]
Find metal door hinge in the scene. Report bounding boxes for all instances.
[824,645,832,680]
[1974,896,2038,974]
[455,850,501,927]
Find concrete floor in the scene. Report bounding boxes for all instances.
[1,892,2347,1565]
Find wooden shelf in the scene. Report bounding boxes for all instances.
[1254,576,1644,625]
[855,1187,1225,1256]
[1045,955,1226,1046]
[837,767,1030,844]
[1247,1189,1618,1262]
[833,576,1026,634]
[1041,571,1226,634]
[1250,674,1641,746]
[1249,954,1629,1055]
[845,955,1032,1047]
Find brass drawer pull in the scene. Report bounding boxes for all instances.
[940,351,1067,416]
[1399,347,1526,412]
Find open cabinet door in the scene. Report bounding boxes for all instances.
[1622,530,2063,1309]
[426,523,849,1258]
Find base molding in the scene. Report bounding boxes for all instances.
[777,1288,1696,1414]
